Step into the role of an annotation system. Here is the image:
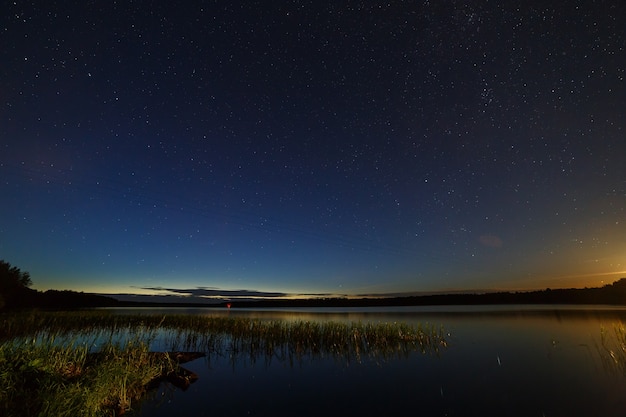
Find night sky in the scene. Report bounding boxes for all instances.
[1,1,625,302]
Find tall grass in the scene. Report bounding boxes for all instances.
[0,335,169,417]
[0,311,447,416]
[597,323,626,376]
[0,311,447,360]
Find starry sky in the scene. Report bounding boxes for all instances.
[1,1,625,302]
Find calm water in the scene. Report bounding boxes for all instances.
[106,305,626,417]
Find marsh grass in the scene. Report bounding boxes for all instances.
[0,335,170,417]
[0,311,446,359]
[0,311,447,416]
[597,323,626,376]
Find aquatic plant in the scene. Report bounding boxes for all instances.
[597,322,626,376]
[0,311,447,360]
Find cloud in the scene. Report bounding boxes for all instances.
[121,286,342,302]
[479,234,503,248]
[140,286,288,299]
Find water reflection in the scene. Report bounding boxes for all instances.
[125,306,626,417]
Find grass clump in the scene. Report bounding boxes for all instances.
[0,336,169,417]
[222,319,445,363]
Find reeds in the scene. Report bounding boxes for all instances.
[0,311,447,359]
[0,311,447,416]
[0,335,169,417]
[597,322,626,376]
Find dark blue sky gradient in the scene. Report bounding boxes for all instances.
[1,1,625,301]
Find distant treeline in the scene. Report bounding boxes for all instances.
[2,287,120,310]
[5,280,626,310]
[6,281,626,310]
[224,278,626,309]
[2,261,626,310]
[1,260,122,310]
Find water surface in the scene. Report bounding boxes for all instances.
[110,305,626,417]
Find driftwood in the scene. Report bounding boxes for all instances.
[147,351,205,391]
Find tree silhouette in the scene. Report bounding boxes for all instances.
[0,260,35,309]
[0,260,32,290]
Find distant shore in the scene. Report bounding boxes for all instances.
[115,279,626,309]
[3,278,626,311]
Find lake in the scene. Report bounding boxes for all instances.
[105,305,626,417]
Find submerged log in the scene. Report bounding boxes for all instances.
[146,351,205,391]
[166,351,206,364]
[165,365,199,390]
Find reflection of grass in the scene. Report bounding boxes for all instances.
[597,323,626,376]
[0,311,447,416]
